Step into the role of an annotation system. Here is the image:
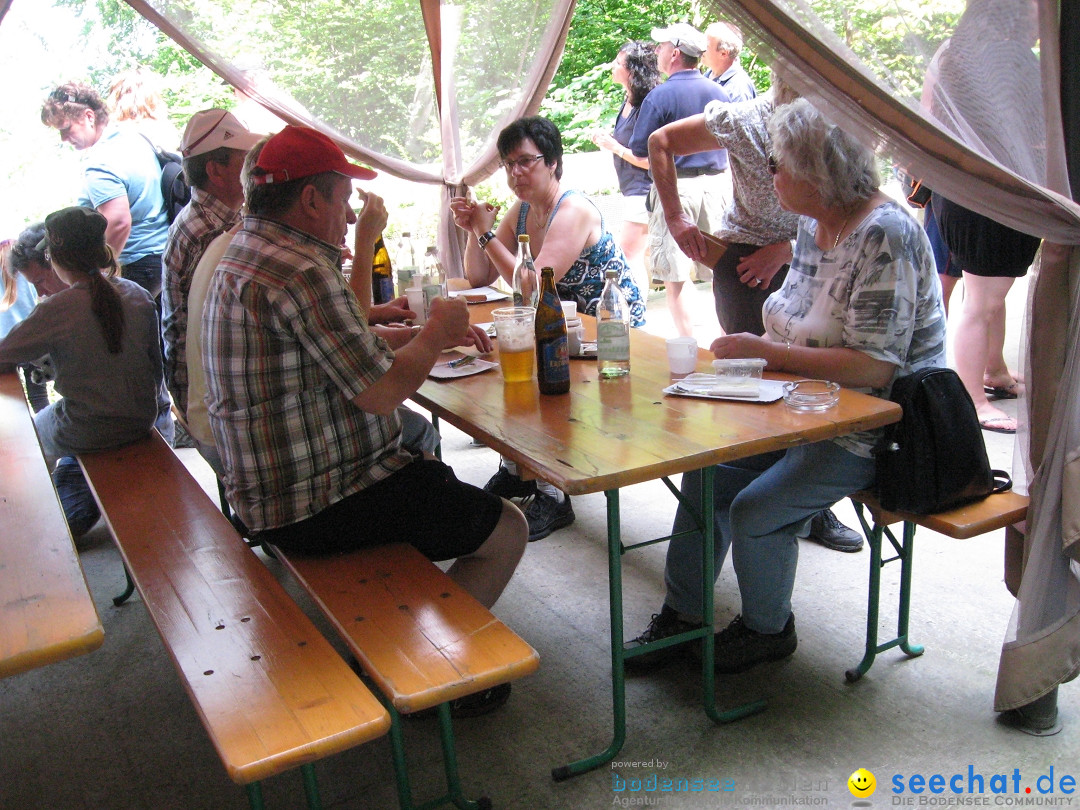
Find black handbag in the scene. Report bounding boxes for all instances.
[872,367,1012,514]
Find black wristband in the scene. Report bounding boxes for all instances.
[477,231,496,250]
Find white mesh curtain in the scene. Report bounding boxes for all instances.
[124,0,575,275]
[709,0,1080,712]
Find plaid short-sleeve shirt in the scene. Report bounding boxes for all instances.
[162,187,242,413]
[202,216,411,532]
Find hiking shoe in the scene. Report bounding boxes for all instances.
[524,492,574,541]
[797,508,863,552]
[713,614,797,674]
[624,604,702,673]
[406,682,512,720]
[483,467,537,499]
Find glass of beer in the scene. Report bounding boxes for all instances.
[492,306,536,383]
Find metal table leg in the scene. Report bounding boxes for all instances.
[552,469,763,782]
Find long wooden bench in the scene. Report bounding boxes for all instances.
[271,541,540,810]
[0,373,103,678]
[78,431,391,809]
[846,488,1030,682]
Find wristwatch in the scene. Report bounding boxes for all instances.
[477,231,496,250]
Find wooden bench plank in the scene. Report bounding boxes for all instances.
[0,373,103,679]
[273,542,540,715]
[850,489,1029,539]
[79,432,390,785]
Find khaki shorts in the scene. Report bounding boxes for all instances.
[622,193,649,225]
[647,173,731,283]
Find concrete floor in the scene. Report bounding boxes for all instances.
[3,276,1073,810]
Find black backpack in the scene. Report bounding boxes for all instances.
[141,134,190,223]
[872,367,1012,514]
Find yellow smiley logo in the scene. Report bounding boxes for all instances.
[848,768,877,797]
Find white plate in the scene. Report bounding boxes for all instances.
[663,378,786,403]
[448,286,510,303]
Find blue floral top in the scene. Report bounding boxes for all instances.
[516,190,646,327]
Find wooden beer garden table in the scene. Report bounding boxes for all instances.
[0,373,103,679]
[411,300,901,781]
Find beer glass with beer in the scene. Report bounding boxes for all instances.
[492,306,536,383]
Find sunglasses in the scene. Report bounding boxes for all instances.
[767,154,779,175]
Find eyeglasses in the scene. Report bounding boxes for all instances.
[767,154,779,176]
[500,154,545,173]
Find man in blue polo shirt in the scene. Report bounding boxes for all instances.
[631,23,730,337]
[703,22,758,103]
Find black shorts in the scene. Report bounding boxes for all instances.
[932,196,1040,278]
[259,458,504,561]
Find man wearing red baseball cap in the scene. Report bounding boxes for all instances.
[202,126,527,715]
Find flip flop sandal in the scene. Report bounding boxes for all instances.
[980,416,1017,434]
[984,383,1021,400]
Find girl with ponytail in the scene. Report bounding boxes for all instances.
[0,206,164,461]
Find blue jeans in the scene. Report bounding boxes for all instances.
[664,441,875,634]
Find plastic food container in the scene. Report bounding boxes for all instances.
[711,358,767,394]
[782,379,840,411]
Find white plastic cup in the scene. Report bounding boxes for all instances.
[560,301,578,321]
[666,337,699,375]
[405,287,426,324]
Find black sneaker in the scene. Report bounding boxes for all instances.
[797,508,863,552]
[483,467,537,499]
[524,492,574,541]
[714,614,797,674]
[624,604,702,673]
[405,682,512,720]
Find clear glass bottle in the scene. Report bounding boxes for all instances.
[596,269,630,378]
[394,231,417,296]
[512,234,539,309]
[534,266,570,395]
[371,234,394,304]
[420,245,446,317]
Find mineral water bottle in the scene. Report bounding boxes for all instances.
[420,245,446,317]
[394,231,417,296]
[371,234,394,304]
[512,234,539,308]
[596,269,630,378]
[534,266,570,395]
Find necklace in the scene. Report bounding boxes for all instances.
[832,212,852,249]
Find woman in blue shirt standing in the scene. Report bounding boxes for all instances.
[591,41,661,294]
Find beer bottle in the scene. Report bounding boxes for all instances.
[597,269,630,378]
[371,234,394,305]
[512,234,539,308]
[534,266,570,395]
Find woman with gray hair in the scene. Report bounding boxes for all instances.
[627,99,947,675]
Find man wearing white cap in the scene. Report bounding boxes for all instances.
[202,128,527,718]
[629,23,731,337]
[162,109,261,420]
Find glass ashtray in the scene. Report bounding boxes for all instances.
[782,379,840,411]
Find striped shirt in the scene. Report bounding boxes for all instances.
[202,216,410,532]
[162,188,242,413]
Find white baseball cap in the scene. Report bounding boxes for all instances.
[180,108,262,157]
[651,23,707,58]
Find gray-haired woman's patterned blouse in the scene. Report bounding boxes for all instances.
[762,200,947,457]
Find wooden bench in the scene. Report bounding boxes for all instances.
[271,541,540,810]
[846,488,1030,682]
[78,431,391,809]
[0,373,103,678]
